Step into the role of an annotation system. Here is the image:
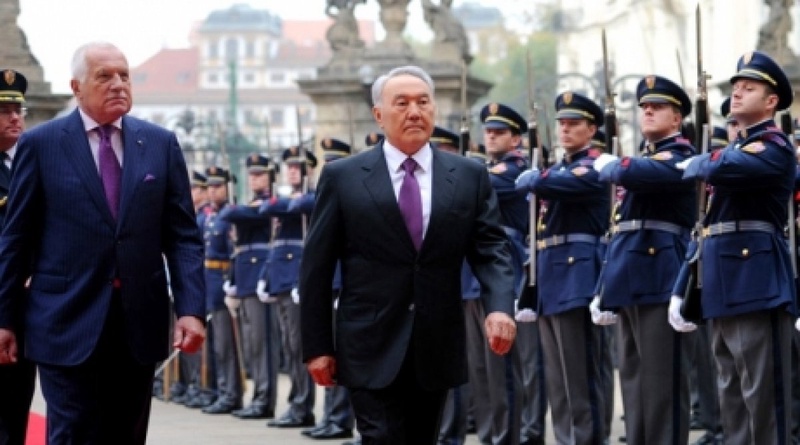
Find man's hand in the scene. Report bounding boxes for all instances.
[256,279,276,303]
[222,280,237,298]
[795,318,800,332]
[173,316,206,354]
[515,308,538,323]
[0,328,18,364]
[306,355,337,387]
[485,311,516,356]
[589,296,618,325]
[592,153,619,173]
[291,287,300,305]
[668,296,697,332]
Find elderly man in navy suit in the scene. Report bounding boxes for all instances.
[300,65,517,445]
[0,41,205,444]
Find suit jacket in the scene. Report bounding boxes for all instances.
[0,109,205,366]
[300,142,515,391]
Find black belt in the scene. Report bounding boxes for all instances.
[536,233,602,250]
[614,219,684,236]
[702,220,776,237]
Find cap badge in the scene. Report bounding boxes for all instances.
[488,103,499,115]
[323,138,331,149]
[563,92,573,105]
[743,52,753,65]
[645,75,656,90]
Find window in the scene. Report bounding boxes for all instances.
[270,72,285,84]
[208,73,218,84]
[208,41,218,59]
[246,41,256,58]
[270,109,284,127]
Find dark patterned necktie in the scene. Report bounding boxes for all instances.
[398,157,422,251]
[98,125,121,219]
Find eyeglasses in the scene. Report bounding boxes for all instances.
[0,106,27,117]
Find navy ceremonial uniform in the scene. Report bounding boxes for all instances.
[464,103,529,445]
[681,52,795,444]
[218,155,280,418]
[596,75,695,445]
[201,167,244,414]
[261,147,316,427]
[517,92,609,444]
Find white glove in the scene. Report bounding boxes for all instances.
[515,308,538,323]
[222,280,237,298]
[795,318,800,332]
[675,156,696,171]
[589,296,618,325]
[224,296,240,316]
[668,296,697,332]
[256,279,276,303]
[291,287,300,305]
[592,153,619,173]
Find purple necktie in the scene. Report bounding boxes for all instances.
[398,157,423,251]
[98,125,121,219]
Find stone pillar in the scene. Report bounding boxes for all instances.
[0,0,71,127]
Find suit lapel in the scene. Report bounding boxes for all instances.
[421,150,457,253]
[361,144,417,254]
[60,110,116,227]
[116,117,145,226]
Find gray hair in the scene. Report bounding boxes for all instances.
[371,65,435,107]
[71,41,122,83]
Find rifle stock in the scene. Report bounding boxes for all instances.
[525,49,540,293]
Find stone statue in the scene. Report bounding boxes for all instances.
[757,0,798,67]
[421,0,470,63]
[376,0,412,52]
[325,0,366,53]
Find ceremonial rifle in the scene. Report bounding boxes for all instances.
[459,59,471,156]
[680,124,709,323]
[601,28,618,153]
[525,49,541,287]
[693,3,711,151]
[780,111,799,294]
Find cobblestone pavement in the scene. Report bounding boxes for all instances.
[29,372,705,445]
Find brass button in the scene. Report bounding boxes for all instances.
[614,214,621,221]
[287,253,294,260]
[742,248,749,257]
[250,257,257,263]
[648,247,655,255]
[567,256,574,265]
[538,224,546,231]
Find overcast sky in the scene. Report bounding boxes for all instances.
[17,0,532,94]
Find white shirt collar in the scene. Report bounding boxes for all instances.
[383,140,433,174]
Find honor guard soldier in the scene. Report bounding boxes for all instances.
[678,50,796,445]
[0,68,36,445]
[462,102,529,445]
[181,170,218,409]
[261,147,316,428]
[430,126,459,153]
[592,74,696,444]
[294,138,356,441]
[218,154,279,420]
[515,91,610,444]
[200,166,244,415]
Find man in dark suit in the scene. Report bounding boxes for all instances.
[0,42,205,444]
[300,65,517,444]
[0,69,35,445]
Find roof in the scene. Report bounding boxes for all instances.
[132,48,199,95]
[199,3,282,36]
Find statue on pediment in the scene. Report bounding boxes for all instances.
[325,0,366,53]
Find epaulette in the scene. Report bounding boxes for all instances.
[587,148,602,158]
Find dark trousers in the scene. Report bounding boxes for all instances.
[0,357,36,445]
[349,349,447,445]
[38,298,155,445]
